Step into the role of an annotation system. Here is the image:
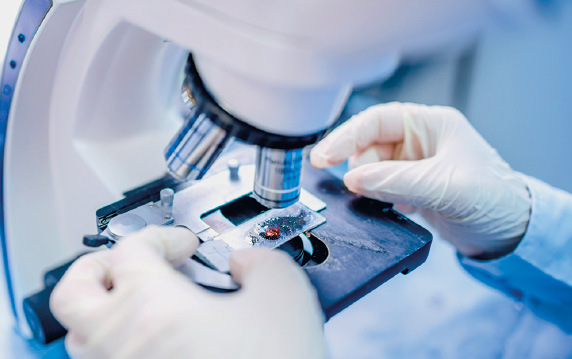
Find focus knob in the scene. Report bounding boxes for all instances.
[23,286,67,344]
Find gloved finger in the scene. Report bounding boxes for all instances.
[348,144,396,170]
[343,159,445,210]
[393,203,417,214]
[310,102,404,168]
[110,226,200,285]
[64,331,94,359]
[229,248,326,356]
[50,251,112,331]
[229,248,315,299]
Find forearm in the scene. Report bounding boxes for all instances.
[459,174,572,332]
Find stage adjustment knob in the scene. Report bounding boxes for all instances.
[23,286,67,344]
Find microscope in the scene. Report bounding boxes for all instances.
[1,0,492,345]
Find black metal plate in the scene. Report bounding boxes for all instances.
[95,165,432,321]
[302,166,432,320]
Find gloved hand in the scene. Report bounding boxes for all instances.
[50,226,325,359]
[311,102,531,259]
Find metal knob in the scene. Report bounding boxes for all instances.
[107,214,147,240]
[160,188,175,215]
[227,159,240,181]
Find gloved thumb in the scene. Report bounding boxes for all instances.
[343,158,445,210]
[229,248,316,299]
[229,249,326,359]
[110,226,200,284]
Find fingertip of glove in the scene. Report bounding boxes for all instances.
[119,225,200,264]
[159,226,200,263]
[310,146,334,169]
[393,203,417,214]
[343,166,369,193]
[229,248,295,284]
[229,248,271,278]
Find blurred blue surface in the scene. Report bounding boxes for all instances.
[467,1,572,194]
[325,218,572,359]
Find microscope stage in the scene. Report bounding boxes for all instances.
[95,163,432,320]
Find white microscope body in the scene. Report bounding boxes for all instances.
[1,0,501,338]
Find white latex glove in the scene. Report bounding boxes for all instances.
[311,102,531,259]
[50,226,325,359]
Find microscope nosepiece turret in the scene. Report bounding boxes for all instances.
[165,55,339,208]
